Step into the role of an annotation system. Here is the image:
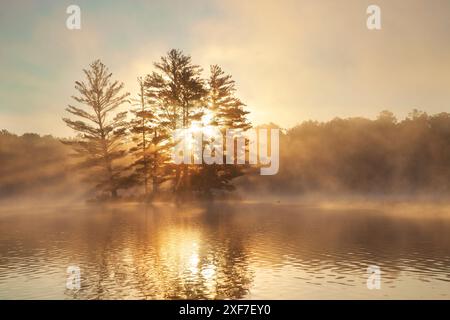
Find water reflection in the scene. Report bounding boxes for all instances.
[0,203,449,299]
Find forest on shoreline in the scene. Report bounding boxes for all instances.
[2,109,450,201]
[2,49,450,202]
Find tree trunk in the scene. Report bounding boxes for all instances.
[152,176,158,195]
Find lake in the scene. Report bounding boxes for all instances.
[0,202,449,299]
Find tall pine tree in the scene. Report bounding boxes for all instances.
[145,49,207,193]
[62,60,130,199]
[129,77,174,198]
[129,77,154,197]
[192,65,251,197]
[209,65,251,131]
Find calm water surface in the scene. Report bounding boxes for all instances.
[0,202,449,299]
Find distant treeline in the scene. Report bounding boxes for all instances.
[0,130,83,199]
[2,109,450,200]
[240,110,450,196]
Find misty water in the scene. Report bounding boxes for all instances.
[0,202,449,299]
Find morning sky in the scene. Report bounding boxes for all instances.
[1,0,449,136]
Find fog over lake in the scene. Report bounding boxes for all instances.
[1,202,449,299]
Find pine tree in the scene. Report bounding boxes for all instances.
[62,60,130,199]
[145,49,207,193]
[129,77,174,198]
[147,120,174,196]
[129,77,155,197]
[192,65,251,197]
[208,65,251,131]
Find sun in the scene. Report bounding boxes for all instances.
[188,109,217,137]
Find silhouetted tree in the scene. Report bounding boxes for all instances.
[62,60,130,199]
[145,49,207,193]
[208,65,251,131]
[129,77,155,196]
[129,77,174,198]
[192,65,252,197]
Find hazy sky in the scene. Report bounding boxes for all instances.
[1,0,449,136]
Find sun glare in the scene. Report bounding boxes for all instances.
[188,109,217,137]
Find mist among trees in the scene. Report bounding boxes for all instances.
[59,50,252,201]
[1,50,450,202]
[240,110,450,197]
